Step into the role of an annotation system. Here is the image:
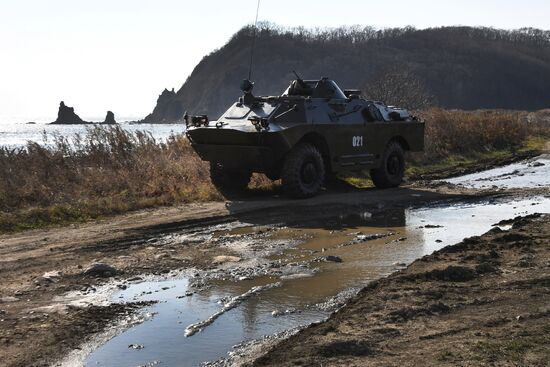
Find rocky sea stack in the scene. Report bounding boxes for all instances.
[50,101,118,125]
[51,101,88,124]
[102,111,117,124]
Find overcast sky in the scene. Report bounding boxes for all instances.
[1,0,549,123]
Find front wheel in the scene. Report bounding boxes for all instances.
[370,141,405,188]
[281,143,325,198]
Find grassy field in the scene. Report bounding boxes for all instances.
[0,109,549,233]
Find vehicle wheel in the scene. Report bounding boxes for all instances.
[210,162,251,196]
[370,141,405,188]
[281,143,325,198]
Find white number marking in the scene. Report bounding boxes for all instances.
[352,136,363,147]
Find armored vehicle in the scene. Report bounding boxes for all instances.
[185,75,424,198]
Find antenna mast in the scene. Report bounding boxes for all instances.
[248,0,261,81]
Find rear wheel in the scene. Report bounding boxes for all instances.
[370,141,405,188]
[210,162,251,196]
[281,143,325,198]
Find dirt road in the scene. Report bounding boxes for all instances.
[0,184,468,367]
[251,213,550,367]
[0,164,548,366]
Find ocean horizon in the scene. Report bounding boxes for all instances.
[0,121,187,148]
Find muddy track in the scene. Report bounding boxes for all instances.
[0,162,548,367]
[249,214,550,367]
[408,150,543,180]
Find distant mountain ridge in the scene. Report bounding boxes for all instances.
[143,25,550,122]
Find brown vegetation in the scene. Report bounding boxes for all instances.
[0,126,220,231]
[410,109,550,166]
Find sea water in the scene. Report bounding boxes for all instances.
[0,122,186,148]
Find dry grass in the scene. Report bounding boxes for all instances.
[411,108,550,164]
[0,126,221,231]
[1,109,549,232]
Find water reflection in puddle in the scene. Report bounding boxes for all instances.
[84,196,550,367]
[444,154,549,189]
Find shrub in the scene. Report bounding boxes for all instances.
[0,126,220,215]
[410,108,550,164]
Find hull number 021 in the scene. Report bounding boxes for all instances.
[352,136,363,147]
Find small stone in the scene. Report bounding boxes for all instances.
[83,262,119,277]
[212,255,241,264]
[154,253,170,260]
[128,344,144,350]
[0,297,19,303]
[35,270,63,284]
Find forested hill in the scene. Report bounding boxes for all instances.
[143,25,550,122]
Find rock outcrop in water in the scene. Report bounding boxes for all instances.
[51,101,89,124]
[102,111,117,124]
[50,101,118,124]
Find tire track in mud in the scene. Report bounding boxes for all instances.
[184,282,282,337]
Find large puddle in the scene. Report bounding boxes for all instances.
[70,193,550,367]
[444,154,549,189]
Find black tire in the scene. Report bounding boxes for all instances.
[370,141,405,188]
[210,162,251,196]
[281,143,325,198]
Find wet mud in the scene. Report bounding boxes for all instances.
[81,196,548,366]
[250,213,550,367]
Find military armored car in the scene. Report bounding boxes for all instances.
[186,75,424,198]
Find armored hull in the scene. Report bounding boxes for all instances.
[186,77,424,197]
